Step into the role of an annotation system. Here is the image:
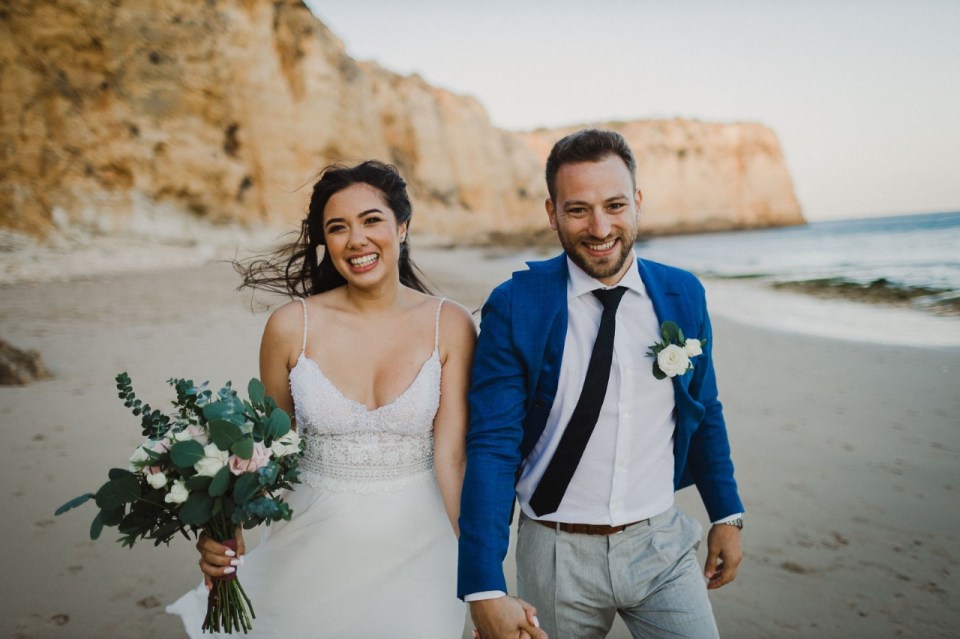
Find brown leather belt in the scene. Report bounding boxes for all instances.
[534,518,649,535]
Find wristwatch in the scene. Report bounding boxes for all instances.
[719,517,743,529]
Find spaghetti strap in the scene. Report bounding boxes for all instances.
[433,298,445,352]
[298,297,308,356]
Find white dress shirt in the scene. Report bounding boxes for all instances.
[516,253,676,525]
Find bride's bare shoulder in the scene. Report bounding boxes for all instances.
[262,298,307,342]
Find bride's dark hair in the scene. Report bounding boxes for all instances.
[237,160,431,298]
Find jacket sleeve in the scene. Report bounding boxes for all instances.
[457,283,528,598]
[683,282,743,521]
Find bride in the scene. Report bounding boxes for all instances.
[167,161,474,637]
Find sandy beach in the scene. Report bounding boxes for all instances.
[2,242,959,638]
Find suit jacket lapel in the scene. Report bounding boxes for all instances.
[637,258,679,326]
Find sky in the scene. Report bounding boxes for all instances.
[304,0,960,221]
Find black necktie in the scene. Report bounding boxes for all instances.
[529,286,628,517]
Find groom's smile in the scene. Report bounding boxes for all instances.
[546,155,643,286]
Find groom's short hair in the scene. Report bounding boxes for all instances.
[545,129,637,203]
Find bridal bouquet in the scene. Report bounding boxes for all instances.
[56,373,304,634]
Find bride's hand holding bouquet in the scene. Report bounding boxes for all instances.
[56,373,304,634]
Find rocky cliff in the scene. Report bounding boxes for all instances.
[0,0,802,245]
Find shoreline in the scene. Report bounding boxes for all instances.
[4,234,959,349]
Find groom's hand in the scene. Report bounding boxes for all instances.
[471,595,546,639]
[704,523,742,589]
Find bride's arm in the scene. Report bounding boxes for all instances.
[258,302,299,419]
[433,302,476,536]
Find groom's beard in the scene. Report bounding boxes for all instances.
[558,229,636,281]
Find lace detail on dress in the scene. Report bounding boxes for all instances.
[289,298,445,493]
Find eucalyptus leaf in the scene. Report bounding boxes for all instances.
[179,492,214,526]
[266,409,291,439]
[209,419,244,450]
[676,326,686,343]
[100,504,126,527]
[231,437,254,460]
[247,378,265,405]
[94,475,141,510]
[90,511,104,540]
[203,395,246,426]
[233,472,260,504]
[108,468,136,480]
[259,460,280,485]
[55,493,94,516]
[170,440,205,468]
[209,465,231,497]
[187,475,213,491]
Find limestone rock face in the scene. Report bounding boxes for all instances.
[1,0,801,244]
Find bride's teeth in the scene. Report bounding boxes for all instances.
[350,254,378,267]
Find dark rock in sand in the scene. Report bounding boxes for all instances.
[0,338,52,385]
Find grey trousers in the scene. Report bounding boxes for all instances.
[516,506,720,639]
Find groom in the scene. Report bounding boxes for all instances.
[458,129,743,638]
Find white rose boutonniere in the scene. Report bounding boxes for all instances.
[647,321,707,379]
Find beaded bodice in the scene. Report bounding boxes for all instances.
[289,298,443,492]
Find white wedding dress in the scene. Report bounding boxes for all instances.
[168,299,465,637]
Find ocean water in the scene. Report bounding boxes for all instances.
[634,211,960,297]
[629,211,960,346]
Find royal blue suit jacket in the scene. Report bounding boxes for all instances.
[457,254,743,598]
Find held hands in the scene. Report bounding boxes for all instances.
[704,523,742,589]
[471,595,547,639]
[196,528,246,591]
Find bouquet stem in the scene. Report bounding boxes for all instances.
[201,530,255,633]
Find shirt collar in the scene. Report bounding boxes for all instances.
[566,251,646,301]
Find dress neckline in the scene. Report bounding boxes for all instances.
[292,350,439,413]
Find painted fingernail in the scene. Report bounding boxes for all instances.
[224,549,236,557]
[533,615,540,627]
[223,567,236,574]
[239,556,245,566]
[229,559,239,567]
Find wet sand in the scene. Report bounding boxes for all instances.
[1,247,958,638]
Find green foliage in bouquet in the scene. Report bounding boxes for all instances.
[56,373,305,633]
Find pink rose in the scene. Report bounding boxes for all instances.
[229,442,271,476]
[147,438,171,453]
[143,438,171,475]
[173,424,209,446]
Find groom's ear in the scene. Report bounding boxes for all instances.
[546,197,558,231]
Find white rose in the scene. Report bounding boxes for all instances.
[683,338,703,358]
[164,479,189,504]
[194,444,230,477]
[657,344,691,377]
[270,430,302,458]
[146,471,168,489]
[128,445,151,471]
